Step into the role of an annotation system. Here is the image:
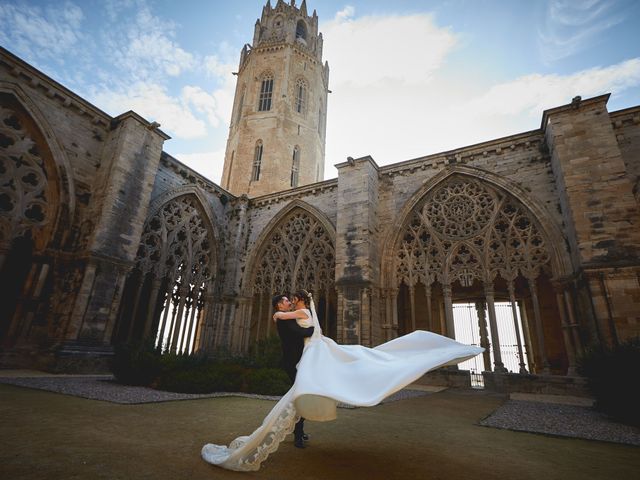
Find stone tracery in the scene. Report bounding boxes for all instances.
[394,177,552,289]
[249,207,336,342]
[392,175,555,374]
[0,104,51,247]
[115,194,215,354]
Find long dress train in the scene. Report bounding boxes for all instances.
[201,302,483,471]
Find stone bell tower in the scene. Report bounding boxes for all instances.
[220,0,330,197]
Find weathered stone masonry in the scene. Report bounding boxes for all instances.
[1,37,639,378]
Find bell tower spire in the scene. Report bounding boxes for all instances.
[221,1,330,197]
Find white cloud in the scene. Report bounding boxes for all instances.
[320,6,640,180]
[93,82,208,139]
[103,4,195,80]
[182,85,220,128]
[321,11,458,87]
[0,1,84,62]
[173,148,227,184]
[463,58,640,118]
[335,5,355,22]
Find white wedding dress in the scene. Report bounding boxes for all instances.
[201,302,483,471]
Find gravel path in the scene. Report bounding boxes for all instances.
[0,375,428,406]
[480,399,640,446]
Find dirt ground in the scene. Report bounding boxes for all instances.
[1,384,638,480]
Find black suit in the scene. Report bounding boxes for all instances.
[275,315,314,441]
[276,318,314,383]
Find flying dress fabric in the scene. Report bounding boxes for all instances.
[201,300,484,471]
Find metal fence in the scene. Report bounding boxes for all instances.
[453,302,530,387]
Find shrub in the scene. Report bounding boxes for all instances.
[111,341,162,386]
[246,335,283,369]
[156,363,249,394]
[245,368,291,396]
[577,337,640,426]
[111,337,291,396]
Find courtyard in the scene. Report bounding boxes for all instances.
[1,374,638,480]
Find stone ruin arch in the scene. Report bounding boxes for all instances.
[243,201,337,347]
[113,192,218,354]
[0,88,73,346]
[382,167,577,375]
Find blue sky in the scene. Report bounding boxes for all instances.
[1,0,639,182]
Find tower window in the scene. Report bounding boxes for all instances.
[252,140,263,181]
[295,79,307,115]
[296,20,307,41]
[291,146,300,187]
[258,73,274,112]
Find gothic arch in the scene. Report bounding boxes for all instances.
[0,85,75,345]
[113,192,220,354]
[380,165,573,374]
[242,199,337,344]
[382,165,570,286]
[146,184,222,266]
[0,83,75,252]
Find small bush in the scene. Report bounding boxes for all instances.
[247,335,283,369]
[246,368,291,396]
[111,341,162,386]
[111,338,291,396]
[157,363,249,394]
[578,337,640,426]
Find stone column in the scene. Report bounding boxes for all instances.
[143,277,163,338]
[425,284,433,332]
[72,114,167,345]
[528,276,550,374]
[391,288,399,339]
[553,284,577,376]
[335,156,381,345]
[170,284,189,353]
[475,301,491,372]
[156,288,172,351]
[442,283,455,339]
[518,301,536,371]
[507,281,528,374]
[484,283,506,372]
[409,284,416,332]
[563,289,583,355]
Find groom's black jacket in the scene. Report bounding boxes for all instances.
[276,319,314,383]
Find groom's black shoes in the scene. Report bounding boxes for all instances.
[294,434,306,449]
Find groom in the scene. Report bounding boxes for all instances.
[272,294,314,448]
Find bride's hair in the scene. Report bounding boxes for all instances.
[292,289,311,308]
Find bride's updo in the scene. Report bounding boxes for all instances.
[292,289,311,308]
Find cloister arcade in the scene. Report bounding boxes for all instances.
[243,204,337,349]
[384,173,579,376]
[113,193,218,355]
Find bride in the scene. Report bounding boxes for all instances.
[201,289,484,471]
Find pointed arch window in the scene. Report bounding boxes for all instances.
[291,146,300,187]
[296,20,308,41]
[295,79,307,115]
[258,73,274,111]
[252,140,263,182]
